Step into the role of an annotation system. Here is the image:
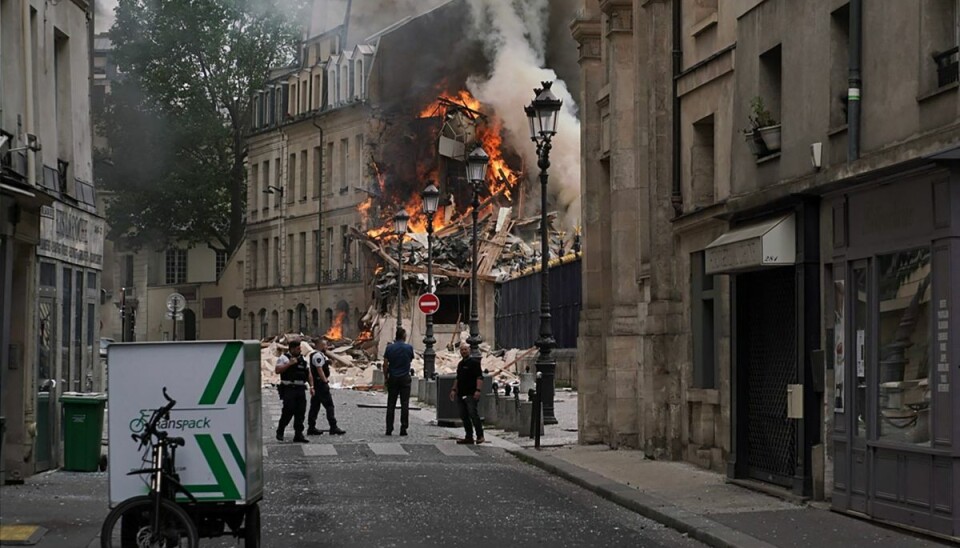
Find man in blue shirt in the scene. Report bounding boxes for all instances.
[382,327,414,436]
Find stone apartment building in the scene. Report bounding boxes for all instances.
[1,0,102,482]
[574,0,960,539]
[94,36,247,345]
[245,25,372,341]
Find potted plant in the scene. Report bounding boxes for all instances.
[747,96,781,153]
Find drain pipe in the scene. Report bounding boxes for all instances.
[21,0,35,185]
[847,0,862,161]
[671,0,683,216]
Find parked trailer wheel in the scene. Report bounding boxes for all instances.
[244,503,261,547]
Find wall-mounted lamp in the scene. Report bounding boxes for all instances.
[810,142,823,170]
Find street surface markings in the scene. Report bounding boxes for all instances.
[302,444,338,456]
[368,442,408,456]
[436,443,478,457]
[0,524,47,545]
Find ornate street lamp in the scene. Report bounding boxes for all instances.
[421,183,440,379]
[465,146,489,359]
[526,81,562,425]
[393,209,410,339]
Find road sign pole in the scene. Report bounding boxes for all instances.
[172,316,177,341]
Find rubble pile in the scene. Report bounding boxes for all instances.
[259,331,531,390]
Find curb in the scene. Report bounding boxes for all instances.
[509,449,776,548]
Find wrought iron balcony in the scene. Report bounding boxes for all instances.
[934,46,959,88]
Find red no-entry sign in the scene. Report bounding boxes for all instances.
[417,293,440,315]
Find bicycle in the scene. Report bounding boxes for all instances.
[101,387,199,548]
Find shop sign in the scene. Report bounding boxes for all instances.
[38,202,104,270]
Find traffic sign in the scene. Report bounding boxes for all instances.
[417,293,440,315]
[166,292,186,313]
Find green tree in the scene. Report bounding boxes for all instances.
[99,0,304,254]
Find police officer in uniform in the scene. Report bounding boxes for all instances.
[275,338,313,443]
[307,338,346,436]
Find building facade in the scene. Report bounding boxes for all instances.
[245,27,371,341]
[575,0,960,539]
[1,0,102,482]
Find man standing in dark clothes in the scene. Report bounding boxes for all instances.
[275,338,314,443]
[382,328,414,436]
[307,338,346,436]
[450,342,485,444]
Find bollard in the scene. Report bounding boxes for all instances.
[534,372,543,449]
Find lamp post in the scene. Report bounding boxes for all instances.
[393,210,410,340]
[421,183,440,379]
[525,81,562,425]
[465,146,490,359]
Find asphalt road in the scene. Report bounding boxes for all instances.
[0,387,704,548]
[251,387,705,548]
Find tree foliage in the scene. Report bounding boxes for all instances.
[98,0,305,254]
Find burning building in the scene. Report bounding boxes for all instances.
[244,0,581,356]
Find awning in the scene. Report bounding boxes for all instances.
[705,213,795,274]
[0,183,35,198]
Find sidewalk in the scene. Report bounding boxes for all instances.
[511,444,953,548]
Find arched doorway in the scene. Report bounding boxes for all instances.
[297,304,308,333]
[311,309,319,336]
[183,309,197,341]
[248,312,256,339]
[258,309,267,340]
[270,310,279,337]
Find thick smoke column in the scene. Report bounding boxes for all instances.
[465,0,581,232]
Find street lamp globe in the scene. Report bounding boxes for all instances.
[421,184,440,215]
[532,81,562,137]
[393,209,410,235]
[465,146,490,184]
[524,104,538,143]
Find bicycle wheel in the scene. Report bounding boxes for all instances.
[101,495,198,548]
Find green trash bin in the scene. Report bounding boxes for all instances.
[59,392,107,472]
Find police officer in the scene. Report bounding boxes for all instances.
[307,338,346,436]
[275,338,313,443]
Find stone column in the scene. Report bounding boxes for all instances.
[601,0,642,448]
[571,4,607,444]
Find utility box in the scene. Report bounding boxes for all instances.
[107,341,263,506]
[436,373,493,427]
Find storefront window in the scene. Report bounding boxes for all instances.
[852,268,867,438]
[877,248,932,445]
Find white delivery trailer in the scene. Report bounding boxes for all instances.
[107,340,263,543]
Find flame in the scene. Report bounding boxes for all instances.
[363,89,518,240]
[325,311,346,340]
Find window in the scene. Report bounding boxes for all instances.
[40,262,57,287]
[300,150,308,200]
[356,134,365,188]
[216,249,227,278]
[123,255,134,288]
[313,229,320,283]
[287,309,294,332]
[54,29,73,185]
[357,59,365,98]
[273,236,280,286]
[325,142,334,194]
[690,115,715,208]
[852,266,867,438]
[326,227,334,271]
[691,252,718,389]
[921,0,960,90]
[262,238,269,287]
[262,160,270,210]
[288,153,296,204]
[349,60,356,99]
[250,240,259,287]
[877,248,932,445]
[759,45,782,126]
[288,234,295,286]
[340,224,350,273]
[830,4,850,128]
[340,138,349,192]
[274,159,281,210]
[300,232,307,285]
[165,249,187,285]
[251,164,260,212]
[313,146,322,198]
